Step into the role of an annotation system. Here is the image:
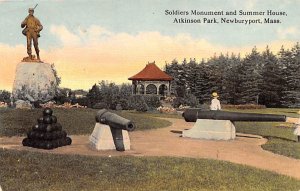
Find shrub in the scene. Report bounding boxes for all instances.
[128,95,149,112]
[115,104,122,111]
[222,104,266,109]
[73,97,90,107]
[144,95,161,110]
[171,93,199,108]
[93,102,108,109]
[118,99,129,110]
[108,100,119,110]
[0,90,11,104]
[172,97,184,108]
[183,93,199,108]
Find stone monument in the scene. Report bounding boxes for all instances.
[183,119,236,140]
[89,123,131,151]
[12,5,57,106]
[89,109,134,151]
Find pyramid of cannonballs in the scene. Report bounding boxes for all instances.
[22,108,72,149]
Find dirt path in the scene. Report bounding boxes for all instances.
[1,118,300,180]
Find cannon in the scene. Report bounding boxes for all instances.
[182,109,287,140]
[95,109,135,151]
[182,109,286,122]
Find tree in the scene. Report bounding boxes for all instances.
[86,84,102,107]
[0,90,11,104]
[222,53,242,104]
[259,46,282,107]
[279,43,300,107]
[194,62,210,103]
[238,47,263,104]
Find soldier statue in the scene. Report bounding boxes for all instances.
[21,5,43,61]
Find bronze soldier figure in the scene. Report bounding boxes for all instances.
[21,7,43,61]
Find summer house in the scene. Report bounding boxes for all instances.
[128,61,173,97]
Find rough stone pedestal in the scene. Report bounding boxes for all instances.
[89,123,131,150]
[12,62,57,102]
[183,119,236,140]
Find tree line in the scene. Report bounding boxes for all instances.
[164,43,300,108]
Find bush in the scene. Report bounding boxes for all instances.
[93,102,108,109]
[73,97,90,107]
[115,104,122,111]
[128,95,149,112]
[171,93,199,108]
[172,97,184,108]
[0,90,11,104]
[184,93,199,108]
[222,104,266,110]
[118,99,129,110]
[144,95,161,109]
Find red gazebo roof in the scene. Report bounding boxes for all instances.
[128,62,173,81]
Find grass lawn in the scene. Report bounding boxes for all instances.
[262,137,300,159]
[1,149,300,191]
[222,108,300,159]
[224,108,300,118]
[0,108,171,137]
[233,121,299,159]
[1,107,299,159]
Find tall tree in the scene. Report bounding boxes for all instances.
[239,47,263,104]
[222,53,242,104]
[277,46,297,107]
[86,84,101,106]
[260,46,282,107]
[194,62,211,103]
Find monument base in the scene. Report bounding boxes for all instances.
[12,62,57,103]
[89,123,131,151]
[182,119,236,140]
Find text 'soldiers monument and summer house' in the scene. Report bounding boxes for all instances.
[12,5,57,106]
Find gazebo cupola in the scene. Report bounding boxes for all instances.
[128,61,173,97]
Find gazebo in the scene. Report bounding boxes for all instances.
[128,61,173,97]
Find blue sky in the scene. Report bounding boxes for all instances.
[0,0,299,90]
[1,0,299,48]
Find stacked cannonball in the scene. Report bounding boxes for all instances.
[22,108,72,149]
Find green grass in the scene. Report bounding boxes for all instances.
[1,149,299,191]
[235,122,297,141]
[0,108,171,137]
[225,108,299,118]
[1,107,300,159]
[262,138,300,159]
[234,121,299,159]
[222,108,300,159]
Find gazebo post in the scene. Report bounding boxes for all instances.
[168,81,171,96]
[132,81,134,95]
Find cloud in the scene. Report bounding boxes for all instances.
[245,0,258,9]
[50,25,81,46]
[277,27,299,39]
[232,0,258,9]
[0,25,296,91]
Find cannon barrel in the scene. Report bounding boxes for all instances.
[182,109,286,122]
[96,109,135,131]
[95,109,135,151]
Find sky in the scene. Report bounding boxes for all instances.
[0,0,299,91]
